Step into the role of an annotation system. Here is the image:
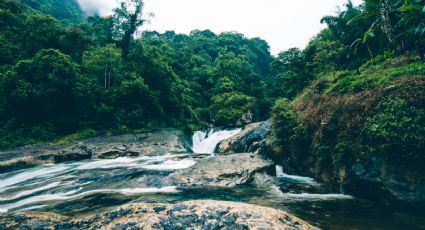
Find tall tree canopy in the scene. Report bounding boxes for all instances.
[113,0,151,59]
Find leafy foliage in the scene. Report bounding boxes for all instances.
[271,99,298,149]
[363,97,425,163]
[269,0,425,181]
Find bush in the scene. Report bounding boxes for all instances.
[325,56,425,94]
[363,97,425,164]
[271,98,298,149]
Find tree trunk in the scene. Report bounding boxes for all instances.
[379,0,397,49]
[120,4,141,60]
[104,63,108,91]
[108,68,112,91]
[121,31,132,60]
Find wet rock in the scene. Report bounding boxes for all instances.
[52,145,92,163]
[168,153,274,187]
[0,200,319,230]
[344,158,425,206]
[0,157,43,174]
[286,155,425,206]
[251,171,277,185]
[219,120,271,154]
[0,130,188,173]
[84,131,187,159]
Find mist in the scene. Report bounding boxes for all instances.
[76,0,119,15]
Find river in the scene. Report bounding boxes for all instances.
[0,129,424,229]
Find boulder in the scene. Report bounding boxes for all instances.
[0,200,319,230]
[168,153,275,187]
[219,120,271,154]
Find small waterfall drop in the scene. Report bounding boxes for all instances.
[192,128,241,154]
[275,165,320,185]
[276,165,285,177]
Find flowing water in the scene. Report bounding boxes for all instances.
[192,128,241,154]
[0,129,424,229]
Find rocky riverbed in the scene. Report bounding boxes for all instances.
[0,200,318,229]
[0,129,322,229]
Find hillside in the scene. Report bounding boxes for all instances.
[270,54,425,204]
[20,0,85,22]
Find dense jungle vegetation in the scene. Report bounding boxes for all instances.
[0,0,424,156]
[269,0,425,187]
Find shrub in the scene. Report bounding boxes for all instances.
[271,98,298,149]
[363,97,425,165]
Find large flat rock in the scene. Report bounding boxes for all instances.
[0,131,188,173]
[168,153,275,187]
[0,200,319,230]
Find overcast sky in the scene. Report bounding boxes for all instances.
[77,0,362,55]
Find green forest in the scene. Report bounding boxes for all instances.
[0,0,424,160]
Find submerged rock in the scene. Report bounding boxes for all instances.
[0,200,319,229]
[0,130,188,173]
[168,153,275,187]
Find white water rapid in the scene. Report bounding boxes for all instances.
[192,128,241,154]
[0,129,242,213]
[0,128,356,217]
[0,154,196,213]
[275,165,320,186]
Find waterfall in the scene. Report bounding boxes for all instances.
[276,165,285,177]
[275,165,320,185]
[192,128,241,154]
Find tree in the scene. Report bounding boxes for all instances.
[0,49,80,130]
[60,26,90,62]
[85,15,114,46]
[274,48,306,73]
[215,76,235,94]
[394,0,425,56]
[270,48,312,99]
[82,44,122,92]
[112,0,151,59]
[379,0,396,47]
[112,74,163,128]
[21,14,63,57]
[210,92,255,126]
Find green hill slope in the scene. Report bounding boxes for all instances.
[20,0,85,22]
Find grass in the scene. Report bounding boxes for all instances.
[324,55,425,94]
[51,128,98,146]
